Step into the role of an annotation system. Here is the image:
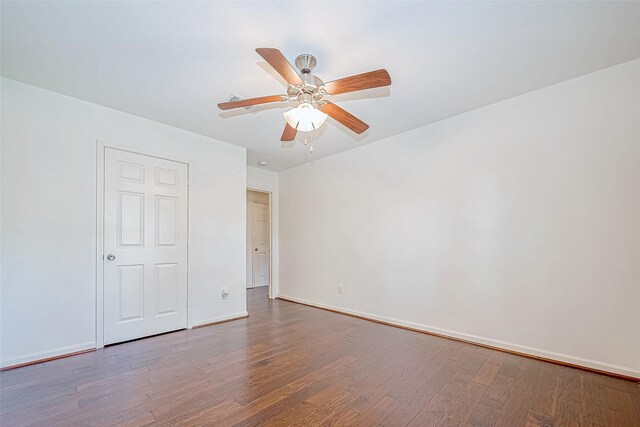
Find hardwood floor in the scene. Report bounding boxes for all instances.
[1,286,638,426]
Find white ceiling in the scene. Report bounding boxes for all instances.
[2,1,640,171]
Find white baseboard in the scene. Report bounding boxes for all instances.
[1,341,96,369]
[191,311,249,328]
[278,294,639,380]
[2,312,249,368]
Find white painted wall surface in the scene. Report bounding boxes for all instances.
[0,78,247,367]
[247,166,279,298]
[278,59,640,377]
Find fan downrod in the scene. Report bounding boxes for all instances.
[295,54,317,74]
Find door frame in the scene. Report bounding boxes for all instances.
[95,140,192,349]
[246,188,274,299]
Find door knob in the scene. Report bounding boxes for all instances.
[106,254,116,261]
[254,248,258,251]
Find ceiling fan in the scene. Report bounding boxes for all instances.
[218,48,391,142]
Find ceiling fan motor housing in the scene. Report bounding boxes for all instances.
[288,54,324,103]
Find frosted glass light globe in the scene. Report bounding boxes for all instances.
[283,103,328,132]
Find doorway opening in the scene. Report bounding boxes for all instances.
[246,189,271,306]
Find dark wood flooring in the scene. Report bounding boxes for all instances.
[1,287,639,426]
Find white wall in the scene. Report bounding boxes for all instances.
[279,59,640,378]
[0,78,247,367]
[247,166,279,298]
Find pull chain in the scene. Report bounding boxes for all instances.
[303,135,314,154]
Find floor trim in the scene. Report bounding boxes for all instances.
[0,348,96,371]
[1,313,250,370]
[192,313,249,329]
[278,295,640,382]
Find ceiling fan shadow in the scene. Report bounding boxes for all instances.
[328,86,391,102]
[329,118,370,142]
[218,101,291,118]
[256,61,290,88]
[280,122,331,149]
[304,123,329,140]
[280,141,296,149]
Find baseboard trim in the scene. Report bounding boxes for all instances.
[1,312,250,370]
[192,312,249,329]
[0,342,97,371]
[277,295,639,382]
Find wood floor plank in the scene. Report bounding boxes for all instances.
[352,395,403,427]
[524,409,555,427]
[529,363,561,417]
[407,367,475,426]
[1,287,636,427]
[497,353,525,378]
[387,361,444,403]
[579,372,607,426]
[553,369,584,426]
[261,402,317,426]
[295,390,358,426]
[305,376,354,406]
[113,410,156,427]
[485,374,515,404]
[602,385,639,427]
[494,384,533,427]
[436,380,487,426]
[473,362,501,386]
[486,349,508,366]
[627,382,640,422]
[154,398,241,427]
[381,361,463,427]
[462,351,490,374]
[513,358,543,392]
[468,397,503,427]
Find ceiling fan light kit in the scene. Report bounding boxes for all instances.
[218,48,391,146]
[283,103,328,132]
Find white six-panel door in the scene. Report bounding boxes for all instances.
[103,148,188,345]
[251,201,270,287]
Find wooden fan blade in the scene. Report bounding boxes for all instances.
[281,123,297,141]
[256,48,304,86]
[321,102,369,134]
[218,95,286,110]
[323,69,391,96]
